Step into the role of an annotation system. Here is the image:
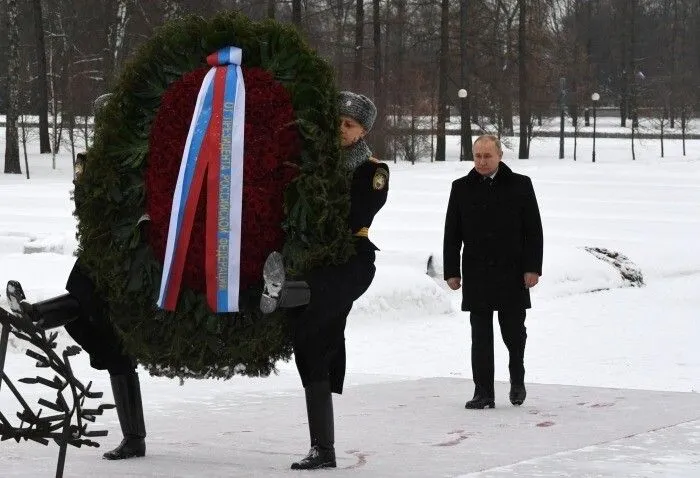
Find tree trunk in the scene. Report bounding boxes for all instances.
[660,114,665,158]
[394,0,406,124]
[332,2,345,85]
[371,0,387,159]
[517,0,529,159]
[629,0,637,128]
[435,0,449,162]
[4,0,22,174]
[112,0,130,80]
[20,114,30,178]
[669,0,679,129]
[102,0,118,88]
[681,108,686,156]
[266,0,275,19]
[353,0,364,91]
[32,0,51,153]
[61,0,78,168]
[460,0,473,160]
[499,8,514,136]
[292,0,302,28]
[619,0,628,127]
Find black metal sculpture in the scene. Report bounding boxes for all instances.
[0,303,113,478]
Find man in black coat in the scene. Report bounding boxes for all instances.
[443,134,543,409]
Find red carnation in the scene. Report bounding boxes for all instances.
[146,66,301,295]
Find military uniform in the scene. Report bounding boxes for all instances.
[62,260,136,374]
[12,151,147,460]
[292,158,389,394]
[264,90,388,470]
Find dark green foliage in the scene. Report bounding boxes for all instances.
[75,12,352,380]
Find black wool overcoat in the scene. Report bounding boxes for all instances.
[443,162,543,312]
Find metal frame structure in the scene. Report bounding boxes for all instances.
[0,306,113,478]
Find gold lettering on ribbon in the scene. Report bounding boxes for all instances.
[216,98,236,292]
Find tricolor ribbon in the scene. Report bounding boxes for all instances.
[158,47,245,313]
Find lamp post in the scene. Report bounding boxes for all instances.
[591,92,600,163]
[458,89,468,161]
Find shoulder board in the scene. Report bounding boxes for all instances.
[369,158,389,171]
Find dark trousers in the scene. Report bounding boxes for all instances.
[65,315,135,375]
[65,261,136,376]
[469,309,527,398]
[293,248,376,394]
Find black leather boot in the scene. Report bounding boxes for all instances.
[509,383,527,406]
[103,372,146,460]
[465,395,495,409]
[260,251,310,314]
[291,381,336,470]
[6,281,81,330]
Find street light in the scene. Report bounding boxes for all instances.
[458,88,468,161]
[591,92,600,163]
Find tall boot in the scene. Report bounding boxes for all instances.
[6,281,80,330]
[103,372,146,460]
[260,251,311,314]
[291,381,336,470]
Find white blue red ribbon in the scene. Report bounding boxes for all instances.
[158,46,245,313]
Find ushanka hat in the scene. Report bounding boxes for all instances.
[338,91,377,132]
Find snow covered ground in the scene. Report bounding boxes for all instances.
[1,131,699,476]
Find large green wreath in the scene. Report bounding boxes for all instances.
[75,12,354,380]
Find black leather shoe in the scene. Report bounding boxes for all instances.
[5,280,26,315]
[509,383,526,406]
[102,436,146,460]
[465,396,495,409]
[260,251,310,314]
[291,445,336,470]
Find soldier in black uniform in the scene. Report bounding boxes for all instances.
[259,91,389,470]
[6,97,147,461]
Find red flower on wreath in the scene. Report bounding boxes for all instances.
[146,66,301,295]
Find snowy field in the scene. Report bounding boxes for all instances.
[1,130,699,477]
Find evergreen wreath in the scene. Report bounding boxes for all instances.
[74,12,354,380]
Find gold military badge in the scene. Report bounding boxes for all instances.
[372,169,388,190]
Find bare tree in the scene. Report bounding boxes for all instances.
[460,0,473,160]
[496,1,517,136]
[435,0,449,162]
[31,0,51,153]
[668,0,679,128]
[327,1,353,86]
[371,0,387,159]
[352,0,365,90]
[19,60,36,179]
[4,0,21,174]
[292,0,302,27]
[102,0,132,88]
[517,0,529,158]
